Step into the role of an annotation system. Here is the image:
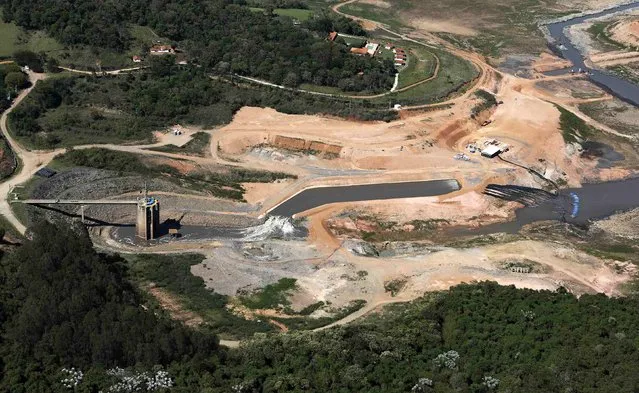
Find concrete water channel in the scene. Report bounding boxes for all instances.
[114,179,463,244]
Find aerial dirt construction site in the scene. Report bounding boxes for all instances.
[3,0,639,332]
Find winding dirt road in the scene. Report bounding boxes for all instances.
[0,72,63,234]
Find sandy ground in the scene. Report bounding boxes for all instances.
[330,191,518,228]
[590,50,639,66]
[532,53,573,72]
[567,8,639,68]
[358,0,391,8]
[189,235,634,318]
[153,124,198,147]
[407,17,478,36]
[592,207,639,238]
[609,17,639,47]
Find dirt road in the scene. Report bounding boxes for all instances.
[59,66,148,75]
[0,72,64,234]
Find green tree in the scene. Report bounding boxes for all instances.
[45,57,60,73]
[282,71,299,87]
[13,50,43,73]
[4,72,29,91]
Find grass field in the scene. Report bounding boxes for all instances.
[555,104,595,143]
[606,63,639,85]
[53,24,164,71]
[293,39,472,105]
[272,299,367,330]
[579,99,639,136]
[50,148,295,200]
[588,21,628,52]
[129,24,160,45]
[239,278,298,309]
[0,17,166,70]
[0,12,63,58]
[396,45,437,88]
[339,2,408,31]
[249,7,314,20]
[383,47,478,105]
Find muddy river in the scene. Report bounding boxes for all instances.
[545,2,639,105]
[469,177,639,234]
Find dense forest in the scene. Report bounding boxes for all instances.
[0,0,394,91]
[0,223,221,393]
[1,223,638,392]
[8,60,397,148]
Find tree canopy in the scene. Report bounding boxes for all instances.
[0,0,395,91]
[0,222,220,392]
[0,224,638,392]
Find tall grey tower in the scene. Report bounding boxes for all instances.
[136,195,160,240]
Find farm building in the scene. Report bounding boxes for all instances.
[481,145,502,158]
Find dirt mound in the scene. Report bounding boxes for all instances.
[532,53,572,73]
[271,135,342,156]
[434,120,469,149]
[609,18,639,48]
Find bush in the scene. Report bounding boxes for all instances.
[13,50,43,72]
[4,72,29,90]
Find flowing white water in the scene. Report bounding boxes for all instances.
[241,216,296,241]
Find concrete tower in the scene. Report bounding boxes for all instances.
[136,195,160,240]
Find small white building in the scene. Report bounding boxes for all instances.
[481,145,502,158]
